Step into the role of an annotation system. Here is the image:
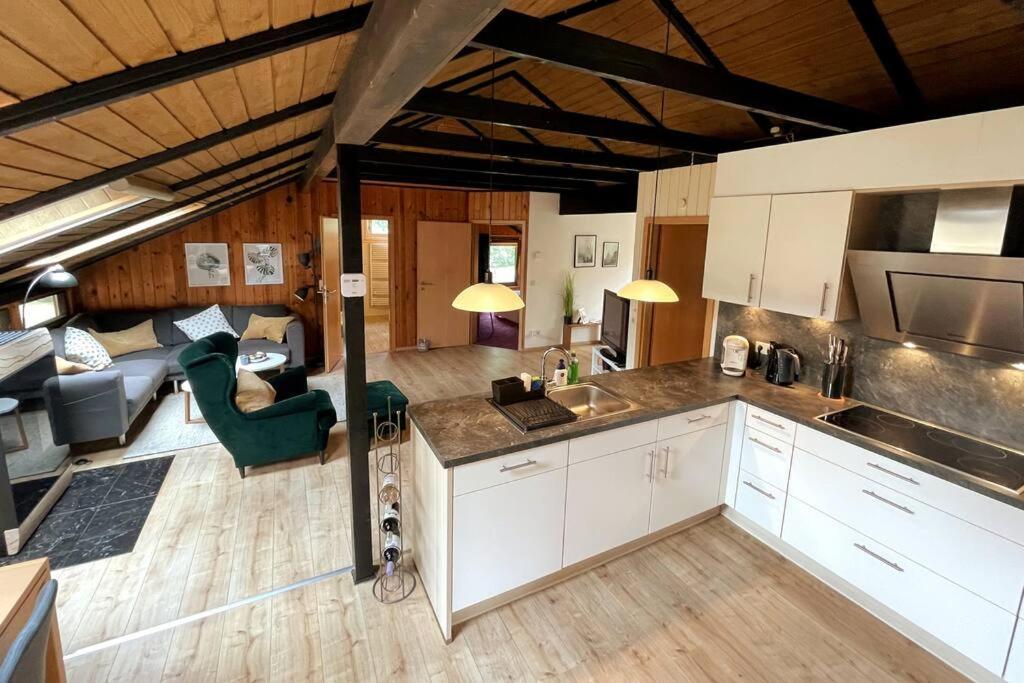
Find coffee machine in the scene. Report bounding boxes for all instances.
[720,335,750,377]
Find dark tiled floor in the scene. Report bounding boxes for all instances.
[0,456,173,570]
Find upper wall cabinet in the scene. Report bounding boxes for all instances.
[703,195,772,306]
[760,191,855,320]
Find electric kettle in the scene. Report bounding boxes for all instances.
[765,343,801,386]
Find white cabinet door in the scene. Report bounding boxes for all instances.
[734,471,787,536]
[759,191,853,319]
[452,468,567,611]
[739,427,794,491]
[649,424,727,532]
[703,195,772,306]
[783,497,1015,674]
[563,445,655,567]
[1006,621,1024,682]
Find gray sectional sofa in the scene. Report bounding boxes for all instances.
[43,305,304,445]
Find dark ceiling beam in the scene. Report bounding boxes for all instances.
[847,0,925,113]
[0,5,369,139]
[360,165,599,193]
[301,0,506,187]
[648,0,773,135]
[601,78,662,128]
[471,11,878,132]
[0,94,333,223]
[169,132,320,191]
[403,88,733,154]
[359,147,634,183]
[509,72,610,153]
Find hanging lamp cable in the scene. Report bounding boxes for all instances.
[646,14,672,281]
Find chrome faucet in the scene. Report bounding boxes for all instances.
[540,347,571,389]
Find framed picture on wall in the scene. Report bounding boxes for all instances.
[185,243,230,287]
[243,243,284,285]
[602,241,620,268]
[574,234,597,268]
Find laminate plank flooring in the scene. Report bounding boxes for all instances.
[47,344,962,681]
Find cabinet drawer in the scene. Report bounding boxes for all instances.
[734,471,786,536]
[795,425,1024,547]
[790,448,1024,614]
[744,405,796,443]
[740,427,793,491]
[657,402,730,441]
[782,497,1015,674]
[454,442,568,497]
[568,420,658,465]
[453,468,567,611]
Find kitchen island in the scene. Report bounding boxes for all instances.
[410,358,1024,680]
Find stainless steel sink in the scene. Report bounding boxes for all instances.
[546,383,638,421]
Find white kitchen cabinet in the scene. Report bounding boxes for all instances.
[745,406,796,444]
[649,424,728,532]
[783,497,1016,675]
[739,426,793,491]
[1006,622,1024,682]
[568,420,658,465]
[563,444,656,567]
[703,195,772,306]
[657,402,730,441]
[734,471,787,536]
[758,191,854,320]
[452,467,567,611]
[453,441,568,496]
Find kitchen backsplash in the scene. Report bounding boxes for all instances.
[715,302,1024,450]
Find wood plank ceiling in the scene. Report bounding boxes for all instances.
[0,0,1022,285]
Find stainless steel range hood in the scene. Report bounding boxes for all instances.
[847,187,1024,365]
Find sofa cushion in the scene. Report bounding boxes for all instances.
[112,347,174,367]
[88,319,162,358]
[170,306,229,345]
[92,311,174,346]
[64,327,113,369]
[174,305,237,341]
[109,359,169,385]
[234,369,276,413]
[231,305,288,333]
[240,313,294,343]
[123,375,159,420]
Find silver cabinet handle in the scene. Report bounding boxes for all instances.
[854,543,904,572]
[660,446,670,479]
[748,436,782,454]
[742,480,775,500]
[687,414,711,423]
[499,459,536,473]
[747,273,756,302]
[862,489,914,515]
[646,449,655,481]
[751,413,785,430]
[819,282,830,316]
[866,462,920,486]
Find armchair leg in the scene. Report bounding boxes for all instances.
[238,466,246,479]
[318,450,327,465]
[118,434,126,446]
[173,380,179,394]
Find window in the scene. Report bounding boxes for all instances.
[364,218,389,236]
[489,243,519,285]
[20,294,63,328]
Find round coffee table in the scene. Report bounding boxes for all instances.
[180,380,204,424]
[236,352,287,374]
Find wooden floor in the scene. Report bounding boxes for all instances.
[48,343,961,681]
[365,318,390,355]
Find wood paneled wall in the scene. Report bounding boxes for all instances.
[76,183,321,355]
[76,181,529,358]
[468,191,530,222]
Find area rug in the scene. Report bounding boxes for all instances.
[122,371,347,459]
[0,456,173,570]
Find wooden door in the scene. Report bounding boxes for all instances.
[649,425,727,532]
[562,445,655,567]
[320,217,343,371]
[759,191,854,320]
[647,223,712,366]
[703,195,772,306]
[417,221,472,348]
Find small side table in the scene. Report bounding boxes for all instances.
[0,396,28,452]
[235,352,287,375]
[561,321,601,350]
[180,381,204,424]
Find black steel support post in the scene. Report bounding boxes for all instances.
[337,144,375,583]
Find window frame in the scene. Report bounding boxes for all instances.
[488,240,520,286]
[18,292,65,329]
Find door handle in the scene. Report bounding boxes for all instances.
[819,282,830,316]
[646,449,655,481]
[747,274,756,302]
[660,446,670,479]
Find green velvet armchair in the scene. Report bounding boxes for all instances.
[180,332,336,478]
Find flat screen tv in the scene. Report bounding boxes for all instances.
[600,289,630,365]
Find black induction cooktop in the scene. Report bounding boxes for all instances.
[818,405,1024,493]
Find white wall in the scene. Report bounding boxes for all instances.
[524,193,636,349]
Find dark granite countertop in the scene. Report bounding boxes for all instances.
[409,358,1024,512]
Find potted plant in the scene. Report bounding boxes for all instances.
[562,272,575,324]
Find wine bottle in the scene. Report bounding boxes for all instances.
[382,531,401,564]
[378,473,400,505]
[380,504,400,533]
